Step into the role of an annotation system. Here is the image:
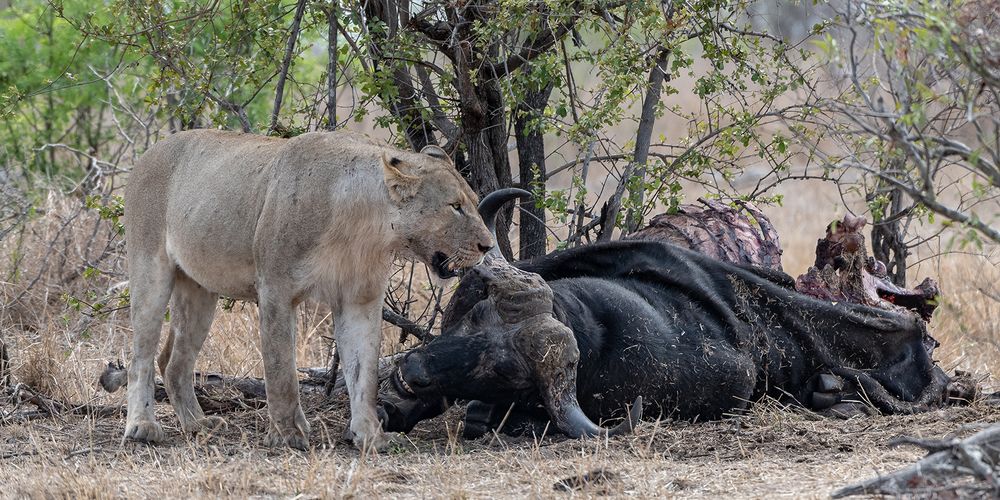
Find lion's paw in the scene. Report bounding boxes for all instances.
[125,419,166,444]
[352,430,406,453]
[266,427,310,451]
[188,416,228,435]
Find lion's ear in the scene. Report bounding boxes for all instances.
[420,145,450,162]
[382,153,421,203]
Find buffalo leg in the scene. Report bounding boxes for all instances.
[463,401,552,439]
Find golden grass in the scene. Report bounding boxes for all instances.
[1,181,998,498]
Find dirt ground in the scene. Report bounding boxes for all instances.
[3,390,999,498]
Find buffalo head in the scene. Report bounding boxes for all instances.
[380,188,641,437]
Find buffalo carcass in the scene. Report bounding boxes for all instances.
[379,190,952,439]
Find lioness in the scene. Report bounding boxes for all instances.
[124,129,493,450]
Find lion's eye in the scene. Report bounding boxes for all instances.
[450,203,464,214]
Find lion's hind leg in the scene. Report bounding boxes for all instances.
[162,271,226,436]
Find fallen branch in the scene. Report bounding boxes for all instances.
[382,307,432,342]
[3,383,123,425]
[0,338,9,389]
[95,354,407,410]
[833,424,1000,497]
[97,361,293,411]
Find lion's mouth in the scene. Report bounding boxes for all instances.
[431,251,460,279]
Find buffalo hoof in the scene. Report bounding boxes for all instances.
[810,373,853,411]
[463,402,553,439]
[817,373,846,393]
[811,391,841,410]
[463,401,499,439]
[375,404,390,427]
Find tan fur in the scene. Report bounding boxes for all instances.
[124,130,492,450]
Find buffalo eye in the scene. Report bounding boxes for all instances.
[450,202,464,215]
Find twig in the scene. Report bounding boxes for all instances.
[65,446,105,459]
[0,449,39,460]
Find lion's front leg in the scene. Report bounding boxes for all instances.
[124,252,174,444]
[258,292,311,450]
[336,299,393,451]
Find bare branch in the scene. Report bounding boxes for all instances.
[624,47,670,234]
[326,0,339,130]
[599,48,671,241]
[269,0,309,134]
[382,306,431,343]
[834,424,1000,497]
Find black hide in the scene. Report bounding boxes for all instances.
[385,240,949,435]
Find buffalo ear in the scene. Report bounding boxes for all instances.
[382,153,421,202]
[420,145,450,162]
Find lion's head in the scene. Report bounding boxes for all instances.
[382,145,494,279]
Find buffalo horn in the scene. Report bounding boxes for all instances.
[552,395,643,439]
[477,188,531,257]
[477,188,640,437]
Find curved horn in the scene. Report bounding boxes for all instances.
[477,188,531,252]
[517,317,642,439]
[552,395,643,438]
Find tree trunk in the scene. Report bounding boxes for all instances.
[600,49,670,241]
[624,49,670,234]
[454,36,515,258]
[464,123,514,258]
[362,0,438,151]
[514,81,554,259]
[871,185,908,286]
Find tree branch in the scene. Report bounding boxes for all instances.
[487,21,574,78]
[326,0,339,130]
[269,0,309,134]
[599,47,671,241]
[624,47,670,233]
[382,306,432,343]
[834,424,1000,497]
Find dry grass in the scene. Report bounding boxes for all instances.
[2,179,999,498]
[2,393,998,498]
